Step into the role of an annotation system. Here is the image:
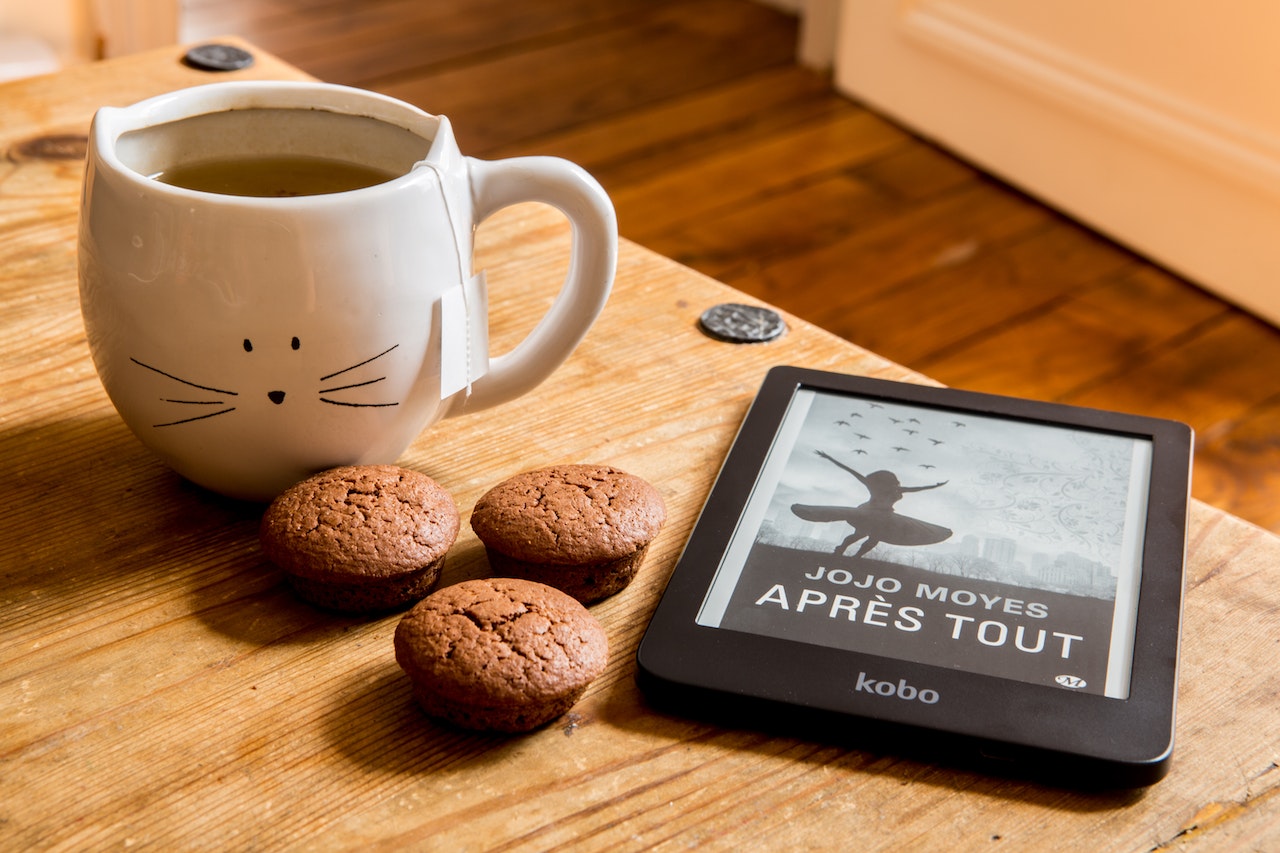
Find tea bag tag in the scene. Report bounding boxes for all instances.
[440,271,489,399]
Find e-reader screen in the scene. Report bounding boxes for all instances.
[693,386,1151,700]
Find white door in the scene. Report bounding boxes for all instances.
[833,0,1280,326]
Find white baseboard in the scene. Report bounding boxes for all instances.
[0,36,60,81]
[835,0,1280,325]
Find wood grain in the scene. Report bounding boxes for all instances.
[2,32,1279,853]
[177,0,1280,533]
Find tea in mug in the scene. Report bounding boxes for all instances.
[154,154,400,197]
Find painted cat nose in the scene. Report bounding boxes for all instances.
[268,390,286,405]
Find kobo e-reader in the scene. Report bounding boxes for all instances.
[636,367,1192,788]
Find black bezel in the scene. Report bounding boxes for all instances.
[637,367,1192,788]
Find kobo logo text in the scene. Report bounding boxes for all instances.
[854,672,940,704]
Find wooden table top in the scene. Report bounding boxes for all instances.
[2,41,1278,852]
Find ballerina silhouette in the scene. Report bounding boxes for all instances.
[792,450,952,558]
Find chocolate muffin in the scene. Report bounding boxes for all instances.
[394,578,609,732]
[259,464,459,613]
[469,464,666,604]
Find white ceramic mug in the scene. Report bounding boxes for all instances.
[79,81,616,501]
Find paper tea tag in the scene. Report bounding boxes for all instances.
[440,271,490,399]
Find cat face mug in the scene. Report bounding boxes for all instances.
[79,81,616,500]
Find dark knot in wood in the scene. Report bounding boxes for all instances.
[8,134,89,162]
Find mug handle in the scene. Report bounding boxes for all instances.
[447,156,617,415]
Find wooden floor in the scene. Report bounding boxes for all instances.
[183,0,1280,533]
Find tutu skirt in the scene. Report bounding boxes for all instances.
[791,504,952,546]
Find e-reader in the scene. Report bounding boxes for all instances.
[637,367,1192,788]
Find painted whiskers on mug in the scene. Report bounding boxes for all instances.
[131,338,401,427]
[319,343,401,409]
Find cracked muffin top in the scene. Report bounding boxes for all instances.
[394,577,609,708]
[469,464,665,565]
[259,464,459,580]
